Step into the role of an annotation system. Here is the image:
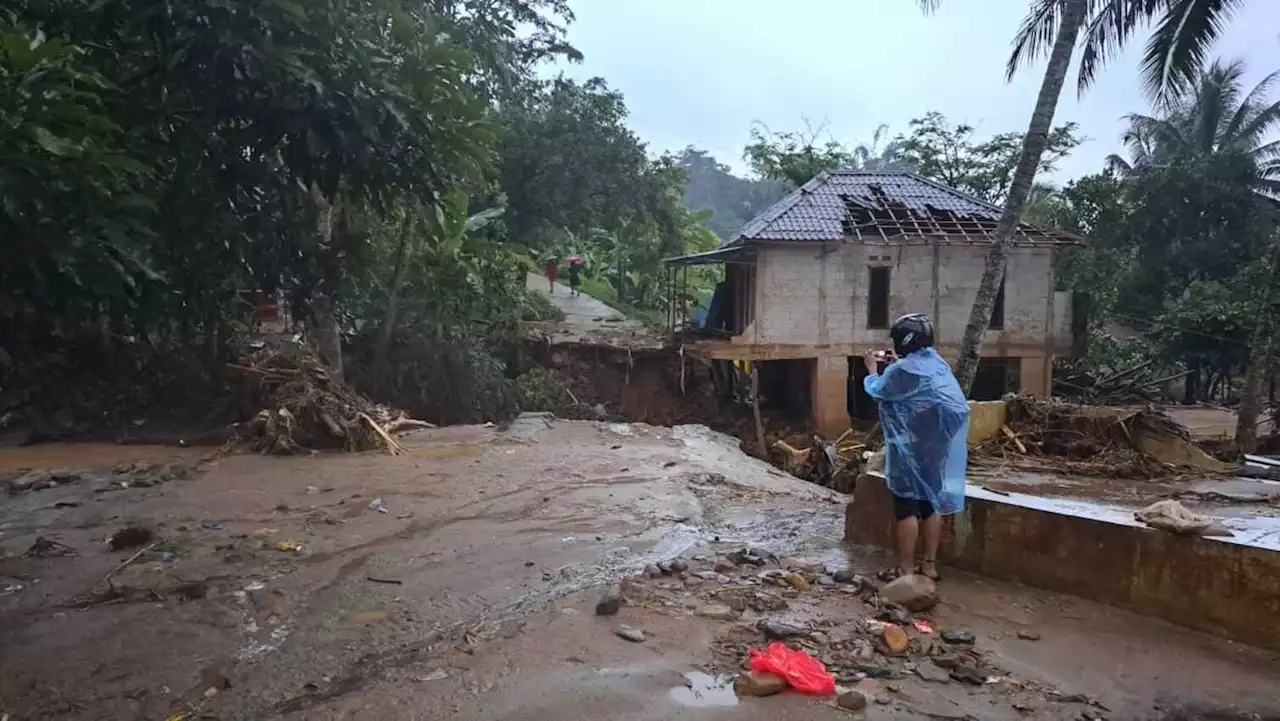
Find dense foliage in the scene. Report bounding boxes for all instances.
[0,0,717,428]
[4,0,1279,435]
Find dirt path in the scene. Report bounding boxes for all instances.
[0,421,1278,720]
[526,272,641,333]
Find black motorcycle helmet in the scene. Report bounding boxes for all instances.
[890,313,935,357]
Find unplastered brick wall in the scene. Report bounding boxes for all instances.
[751,240,1063,352]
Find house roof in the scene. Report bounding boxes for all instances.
[730,171,1083,247]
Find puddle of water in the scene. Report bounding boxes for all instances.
[668,671,739,708]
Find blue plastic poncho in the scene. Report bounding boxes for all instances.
[863,347,970,515]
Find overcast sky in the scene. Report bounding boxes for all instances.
[557,0,1280,184]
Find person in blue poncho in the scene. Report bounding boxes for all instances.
[861,314,970,582]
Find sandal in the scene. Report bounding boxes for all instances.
[876,566,904,582]
[916,558,942,582]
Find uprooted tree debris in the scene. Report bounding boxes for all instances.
[772,427,873,493]
[971,395,1232,479]
[1053,359,1189,404]
[228,342,431,455]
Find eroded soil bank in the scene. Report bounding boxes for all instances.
[0,418,1277,720]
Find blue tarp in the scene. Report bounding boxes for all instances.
[863,348,970,515]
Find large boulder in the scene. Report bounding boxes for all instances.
[880,573,939,612]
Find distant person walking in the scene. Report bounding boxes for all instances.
[566,253,584,298]
[544,255,558,294]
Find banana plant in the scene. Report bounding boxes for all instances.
[373,190,507,373]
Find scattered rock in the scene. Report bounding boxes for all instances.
[941,629,976,645]
[747,592,788,613]
[784,573,811,592]
[948,664,987,686]
[108,526,154,551]
[758,620,806,640]
[837,690,869,711]
[668,559,689,574]
[1017,629,1042,641]
[816,575,836,587]
[875,604,911,625]
[733,671,786,697]
[595,585,623,616]
[696,604,738,621]
[615,625,646,643]
[643,564,663,579]
[831,568,858,584]
[8,471,48,495]
[714,557,738,574]
[915,660,952,683]
[727,548,771,566]
[880,574,939,612]
[856,662,904,680]
[880,623,910,654]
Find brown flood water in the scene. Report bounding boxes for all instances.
[0,443,208,473]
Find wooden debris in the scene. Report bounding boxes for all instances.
[229,341,427,455]
[1000,425,1027,454]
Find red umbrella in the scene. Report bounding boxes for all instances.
[565,255,584,265]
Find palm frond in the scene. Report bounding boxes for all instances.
[1006,0,1064,82]
[1076,0,1165,95]
[1105,153,1135,175]
[1141,0,1247,107]
[1224,68,1280,140]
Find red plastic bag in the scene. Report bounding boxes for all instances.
[747,642,836,696]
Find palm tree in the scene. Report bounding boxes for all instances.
[1105,59,1280,196]
[1105,57,1280,453]
[1105,60,1274,450]
[918,0,1089,394]
[1007,0,1252,106]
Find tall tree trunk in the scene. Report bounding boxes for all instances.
[1235,236,1280,454]
[308,185,344,380]
[373,208,418,375]
[952,0,1086,394]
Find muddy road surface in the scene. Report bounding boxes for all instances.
[0,416,1277,720]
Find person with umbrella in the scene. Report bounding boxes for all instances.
[565,253,584,298]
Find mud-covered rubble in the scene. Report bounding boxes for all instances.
[603,545,1108,716]
[3,459,202,496]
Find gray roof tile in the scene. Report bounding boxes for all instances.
[731,171,1082,247]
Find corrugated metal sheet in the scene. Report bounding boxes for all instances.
[730,171,1081,247]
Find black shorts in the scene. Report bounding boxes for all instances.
[892,493,936,521]
[569,275,581,288]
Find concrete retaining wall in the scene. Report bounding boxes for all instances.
[846,475,1280,651]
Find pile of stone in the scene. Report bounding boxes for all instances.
[615,546,1016,705]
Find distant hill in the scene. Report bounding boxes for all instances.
[674,147,789,243]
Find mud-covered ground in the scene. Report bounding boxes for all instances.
[1,418,1278,720]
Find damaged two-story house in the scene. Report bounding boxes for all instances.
[666,171,1085,437]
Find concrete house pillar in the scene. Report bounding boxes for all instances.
[810,355,849,438]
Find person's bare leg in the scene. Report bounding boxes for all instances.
[895,515,918,576]
[920,512,942,579]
